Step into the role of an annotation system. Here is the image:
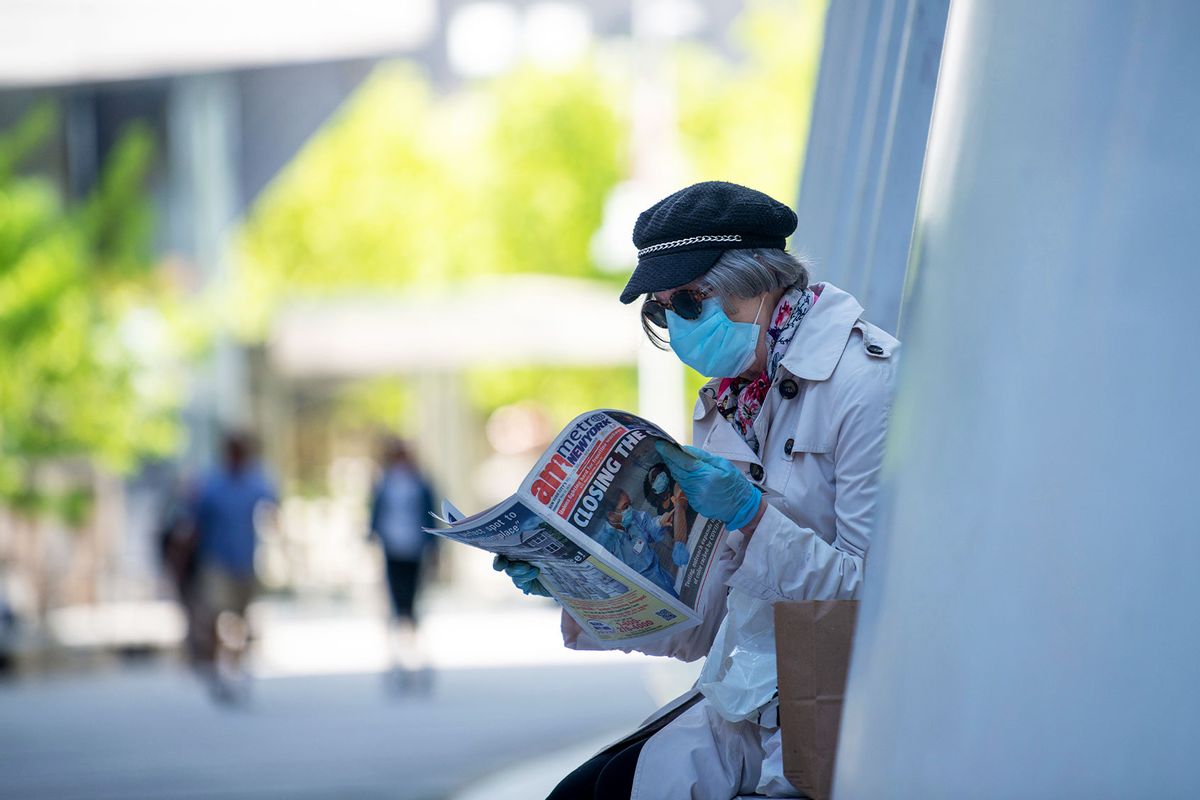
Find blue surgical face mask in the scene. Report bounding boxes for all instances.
[666,296,765,378]
[651,472,670,494]
[620,507,635,530]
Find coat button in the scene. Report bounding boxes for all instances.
[749,464,764,482]
[784,438,794,456]
[779,379,799,399]
[867,343,885,356]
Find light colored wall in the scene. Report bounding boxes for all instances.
[794,0,949,334]
[838,1,1200,795]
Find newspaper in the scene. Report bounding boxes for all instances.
[425,409,728,648]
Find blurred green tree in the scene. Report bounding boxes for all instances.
[0,105,179,520]
[237,61,627,336]
[237,0,826,433]
[675,0,827,204]
[237,60,630,433]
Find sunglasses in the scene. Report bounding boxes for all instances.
[641,289,709,329]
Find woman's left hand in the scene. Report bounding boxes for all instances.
[655,442,765,531]
[493,555,551,597]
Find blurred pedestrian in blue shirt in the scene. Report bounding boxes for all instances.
[195,447,276,579]
[192,432,277,700]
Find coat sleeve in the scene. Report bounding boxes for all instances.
[561,529,751,662]
[726,358,895,602]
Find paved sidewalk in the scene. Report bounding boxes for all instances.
[0,661,657,799]
[0,603,699,799]
[453,733,618,800]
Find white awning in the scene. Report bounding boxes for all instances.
[0,0,435,87]
[269,276,645,378]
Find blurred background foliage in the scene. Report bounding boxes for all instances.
[675,0,825,202]
[331,366,639,445]
[235,61,627,336]
[464,365,638,429]
[239,0,826,435]
[0,105,185,521]
[0,0,827,516]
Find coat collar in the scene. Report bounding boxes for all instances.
[778,282,864,381]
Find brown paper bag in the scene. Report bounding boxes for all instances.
[774,600,859,800]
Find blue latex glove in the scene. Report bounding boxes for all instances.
[671,540,691,567]
[655,442,763,531]
[493,554,551,597]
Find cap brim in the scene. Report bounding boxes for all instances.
[619,248,725,304]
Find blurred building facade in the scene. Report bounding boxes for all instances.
[0,0,785,659]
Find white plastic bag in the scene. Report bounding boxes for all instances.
[757,726,800,796]
[697,586,778,722]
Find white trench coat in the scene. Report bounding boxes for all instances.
[562,282,899,798]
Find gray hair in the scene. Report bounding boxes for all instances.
[700,248,810,304]
[641,248,810,348]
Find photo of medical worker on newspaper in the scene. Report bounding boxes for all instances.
[577,434,699,600]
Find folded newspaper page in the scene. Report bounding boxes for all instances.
[424,409,728,648]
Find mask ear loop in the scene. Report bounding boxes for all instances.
[750,295,767,326]
[737,295,770,377]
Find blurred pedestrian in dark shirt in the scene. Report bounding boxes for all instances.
[157,475,202,662]
[368,437,437,690]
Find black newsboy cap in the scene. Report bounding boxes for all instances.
[619,181,798,304]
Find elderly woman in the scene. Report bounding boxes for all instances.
[500,181,898,798]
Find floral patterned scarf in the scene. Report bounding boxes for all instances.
[701,283,820,454]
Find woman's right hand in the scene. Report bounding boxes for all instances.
[655,441,764,531]
[493,555,551,597]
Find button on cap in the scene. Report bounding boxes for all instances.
[779,379,799,399]
[749,464,764,481]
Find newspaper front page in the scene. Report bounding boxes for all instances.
[427,410,728,648]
